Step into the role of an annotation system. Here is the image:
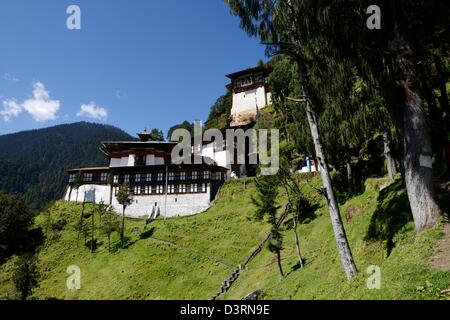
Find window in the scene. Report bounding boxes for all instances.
[156,185,164,194]
[168,172,174,181]
[69,174,75,183]
[203,171,210,179]
[191,184,198,193]
[135,174,141,182]
[168,185,175,194]
[179,184,186,193]
[145,173,152,182]
[145,185,151,194]
[124,175,130,183]
[100,173,108,182]
[113,175,119,183]
[83,173,93,182]
[191,171,198,180]
[180,172,186,180]
[134,186,141,195]
[202,183,207,193]
[212,172,221,180]
[157,173,164,181]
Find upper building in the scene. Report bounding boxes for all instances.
[226,65,272,127]
[64,129,227,218]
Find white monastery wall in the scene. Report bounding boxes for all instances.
[127,154,135,166]
[65,184,111,203]
[231,86,269,115]
[110,155,165,167]
[202,143,231,175]
[110,190,211,218]
[110,158,121,167]
[64,184,211,218]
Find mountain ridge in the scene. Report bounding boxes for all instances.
[0,122,133,210]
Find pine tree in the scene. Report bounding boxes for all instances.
[252,175,284,277]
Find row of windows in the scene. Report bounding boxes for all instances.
[70,171,222,183]
[112,171,221,184]
[69,172,108,183]
[114,183,208,196]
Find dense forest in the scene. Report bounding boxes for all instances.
[224,0,450,279]
[0,122,132,210]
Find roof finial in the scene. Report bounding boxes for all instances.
[137,128,151,142]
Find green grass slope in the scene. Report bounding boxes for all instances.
[1,176,449,300]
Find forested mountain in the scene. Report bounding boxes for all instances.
[0,122,132,210]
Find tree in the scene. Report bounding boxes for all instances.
[167,121,194,141]
[0,194,37,262]
[98,202,120,252]
[13,254,39,300]
[329,0,448,231]
[225,0,358,279]
[252,175,284,277]
[277,145,304,268]
[149,128,164,141]
[268,55,300,144]
[116,183,133,248]
[205,92,233,130]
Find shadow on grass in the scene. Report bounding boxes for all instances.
[286,259,307,276]
[84,239,103,252]
[109,236,138,252]
[140,227,156,240]
[365,179,413,256]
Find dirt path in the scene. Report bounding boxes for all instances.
[430,223,450,271]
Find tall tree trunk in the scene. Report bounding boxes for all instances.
[293,216,304,268]
[276,250,284,277]
[91,210,95,253]
[346,160,353,195]
[121,206,125,248]
[296,61,358,279]
[389,26,441,231]
[383,131,397,179]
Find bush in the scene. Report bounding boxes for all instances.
[0,194,39,262]
[12,254,39,300]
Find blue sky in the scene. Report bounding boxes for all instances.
[0,0,266,137]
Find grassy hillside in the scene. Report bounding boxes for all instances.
[0,122,132,210]
[1,175,449,300]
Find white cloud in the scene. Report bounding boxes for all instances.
[22,82,60,122]
[77,102,108,121]
[3,73,19,83]
[0,99,22,121]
